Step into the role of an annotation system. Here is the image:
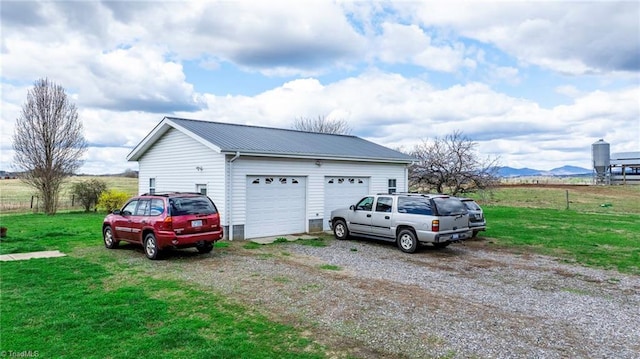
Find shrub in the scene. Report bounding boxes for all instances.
[97,190,129,213]
[71,179,108,212]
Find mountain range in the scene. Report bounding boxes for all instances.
[496,165,591,177]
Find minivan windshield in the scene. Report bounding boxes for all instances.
[169,197,217,216]
[432,197,467,216]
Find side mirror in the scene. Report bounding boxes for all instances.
[112,209,121,215]
[349,205,355,211]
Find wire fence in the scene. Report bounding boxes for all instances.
[1,195,86,213]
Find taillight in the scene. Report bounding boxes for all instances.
[164,216,173,230]
[432,219,439,232]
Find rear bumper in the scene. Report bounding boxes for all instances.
[416,229,472,243]
[155,230,224,249]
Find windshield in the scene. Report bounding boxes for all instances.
[462,200,481,211]
[432,197,467,216]
[169,197,217,216]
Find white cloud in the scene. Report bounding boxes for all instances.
[408,1,640,74]
[1,1,637,175]
[181,72,637,170]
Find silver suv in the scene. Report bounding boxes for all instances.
[330,193,472,253]
[457,197,486,238]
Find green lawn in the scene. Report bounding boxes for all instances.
[483,206,640,274]
[0,212,326,359]
[1,256,324,359]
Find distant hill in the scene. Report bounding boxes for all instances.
[497,165,591,177]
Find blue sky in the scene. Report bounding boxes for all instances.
[1,0,639,174]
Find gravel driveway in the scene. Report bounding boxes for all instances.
[160,237,640,358]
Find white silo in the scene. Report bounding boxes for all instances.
[592,139,610,184]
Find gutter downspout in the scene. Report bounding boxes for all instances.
[228,151,241,240]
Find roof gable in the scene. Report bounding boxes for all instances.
[128,117,415,163]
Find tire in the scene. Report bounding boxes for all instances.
[433,242,451,249]
[397,229,418,253]
[333,220,349,240]
[197,242,214,254]
[103,226,119,249]
[144,233,161,260]
[471,231,479,238]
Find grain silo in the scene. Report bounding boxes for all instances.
[592,139,610,184]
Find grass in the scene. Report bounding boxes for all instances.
[0,176,138,213]
[319,264,341,271]
[1,256,325,358]
[471,185,640,214]
[0,212,105,254]
[483,206,640,274]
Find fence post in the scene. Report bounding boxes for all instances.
[565,190,569,210]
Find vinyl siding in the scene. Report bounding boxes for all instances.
[228,156,407,233]
[137,128,227,223]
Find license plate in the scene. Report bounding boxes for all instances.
[191,220,203,227]
[452,234,459,240]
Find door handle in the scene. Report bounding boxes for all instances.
[366,214,371,217]
[385,216,390,219]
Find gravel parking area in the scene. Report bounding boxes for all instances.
[160,237,640,358]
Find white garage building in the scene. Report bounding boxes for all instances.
[127,117,415,240]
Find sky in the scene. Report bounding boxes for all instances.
[1,0,639,175]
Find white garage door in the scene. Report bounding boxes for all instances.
[324,177,369,230]
[246,176,306,238]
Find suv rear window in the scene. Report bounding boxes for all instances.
[432,197,467,216]
[169,197,218,216]
[397,197,433,215]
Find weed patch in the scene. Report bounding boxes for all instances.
[319,264,341,271]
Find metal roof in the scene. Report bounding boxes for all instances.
[128,117,415,163]
[610,151,640,166]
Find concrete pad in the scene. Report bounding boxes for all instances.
[250,234,320,245]
[0,250,66,261]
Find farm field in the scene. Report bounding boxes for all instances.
[0,176,138,213]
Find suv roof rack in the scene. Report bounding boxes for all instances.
[140,191,204,197]
[395,192,451,197]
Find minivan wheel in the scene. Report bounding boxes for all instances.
[397,229,418,253]
[144,233,160,260]
[103,226,119,249]
[333,220,349,240]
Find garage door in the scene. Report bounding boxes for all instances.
[324,177,369,230]
[245,176,306,238]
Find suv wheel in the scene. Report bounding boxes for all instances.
[144,233,160,260]
[197,242,214,254]
[333,220,349,240]
[103,226,119,249]
[397,229,418,253]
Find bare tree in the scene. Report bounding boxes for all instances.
[409,131,500,195]
[12,78,87,215]
[292,115,352,134]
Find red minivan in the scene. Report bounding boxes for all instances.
[102,192,224,259]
